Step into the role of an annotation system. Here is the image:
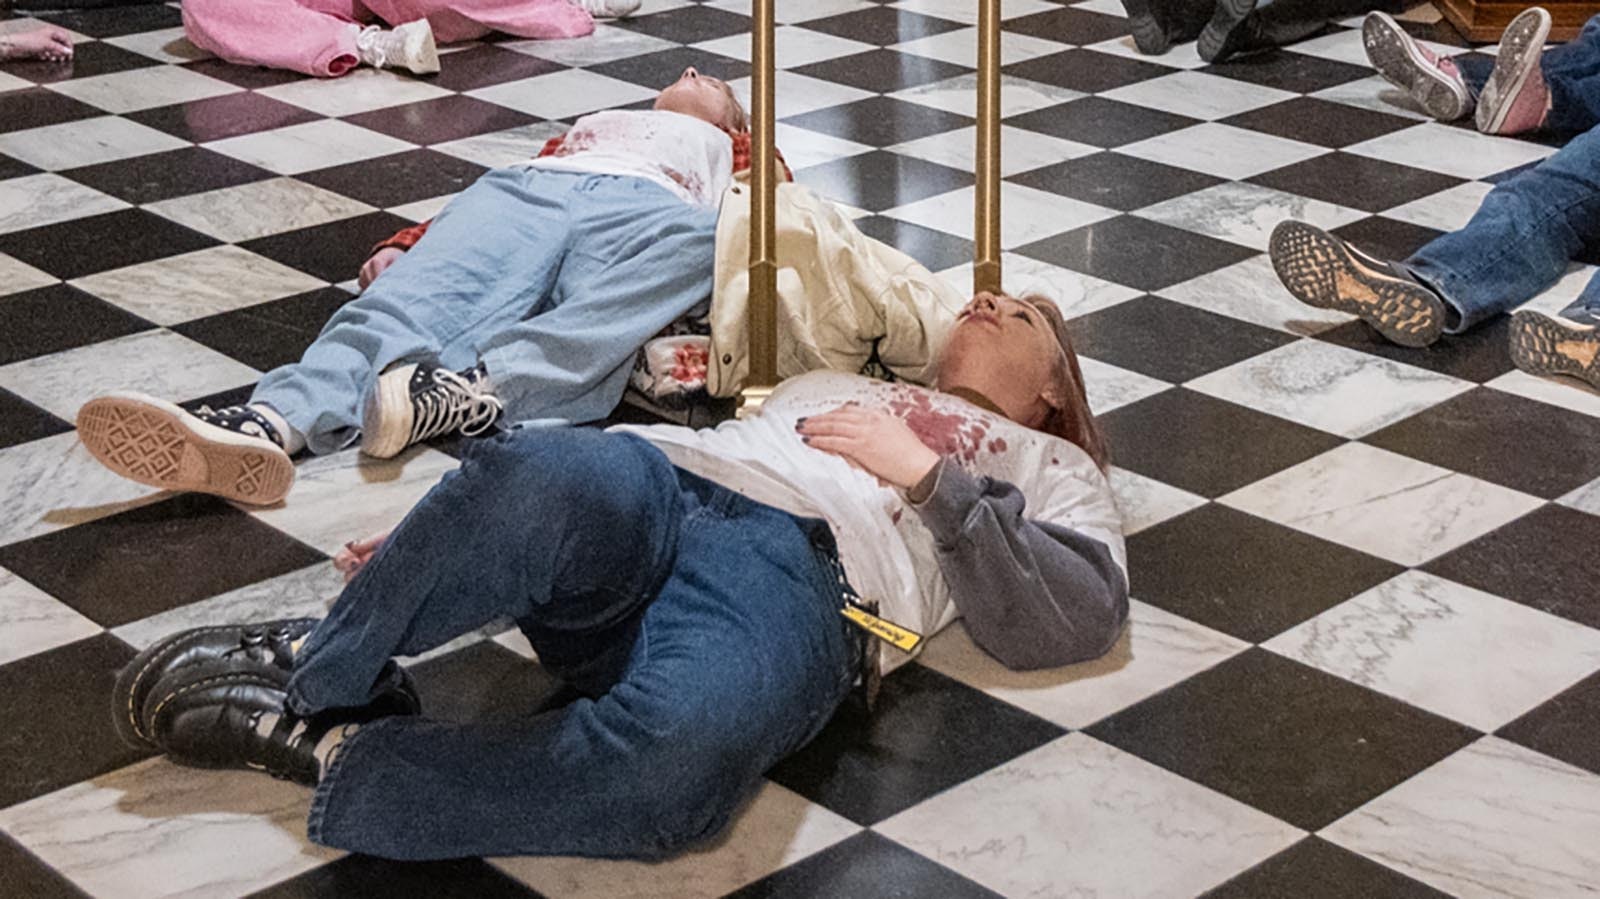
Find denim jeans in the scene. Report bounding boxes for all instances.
[1404,123,1600,332]
[1456,14,1600,136]
[283,428,863,860]
[251,169,719,454]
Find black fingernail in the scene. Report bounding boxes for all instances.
[795,417,808,427]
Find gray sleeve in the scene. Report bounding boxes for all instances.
[907,460,1130,671]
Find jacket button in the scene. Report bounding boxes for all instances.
[722,354,733,364]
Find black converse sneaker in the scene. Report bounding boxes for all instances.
[1269,220,1448,348]
[360,361,504,459]
[77,392,295,505]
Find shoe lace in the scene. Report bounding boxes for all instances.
[408,368,503,444]
[354,24,389,68]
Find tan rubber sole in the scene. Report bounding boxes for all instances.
[76,393,294,505]
[1509,310,1600,390]
[1270,220,1445,348]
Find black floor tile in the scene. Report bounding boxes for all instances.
[1069,295,1295,382]
[0,633,154,810]
[427,45,565,93]
[62,146,274,204]
[1200,49,1373,94]
[727,831,1002,899]
[1425,504,1600,630]
[0,283,155,366]
[240,211,419,284]
[791,49,970,94]
[0,833,89,899]
[127,91,325,143]
[1017,215,1258,292]
[797,149,971,212]
[0,40,159,85]
[298,148,488,209]
[0,151,39,180]
[248,855,543,899]
[588,46,749,90]
[405,639,568,724]
[0,494,326,629]
[1497,669,1600,776]
[614,4,751,43]
[800,7,967,45]
[0,208,219,280]
[1202,836,1452,898]
[1006,6,1130,45]
[180,57,312,90]
[172,286,356,372]
[854,215,974,272]
[1086,648,1479,831]
[37,4,184,37]
[1250,151,1463,213]
[1003,48,1171,94]
[1315,314,1515,383]
[784,96,972,147]
[1009,151,1224,211]
[1127,503,1403,642]
[1331,215,1445,261]
[0,87,104,132]
[767,663,1064,826]
[1221,97,1419,149]
[0,388,73,450]
[1008,96,1202,149]
[1364,388,1600,498]
[342,96,539,147]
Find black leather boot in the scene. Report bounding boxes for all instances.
[1122,0,1215,55]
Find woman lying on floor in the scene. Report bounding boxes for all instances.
[111,291,1128,862]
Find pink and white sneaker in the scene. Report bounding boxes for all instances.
[1362,12,1472,121]
[1477,6,1552,135]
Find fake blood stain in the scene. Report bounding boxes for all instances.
[886,389,995,464]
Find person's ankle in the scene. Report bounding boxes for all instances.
[250,403,307,455]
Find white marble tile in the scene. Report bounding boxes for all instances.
[1134,181,1366,251]
[204,120,415,176]
[885,182,1117,248]
[888,124,1098,177]
[47,64,239,113]
[1323,737,1600,899]
[492,626,538,660]
[890,0,1063,23]
[0,173,128,235]
[890,27,1068,68]
[1220,442,1543,566]
[145,177,376,243]
[70,245,327,325]
[502,23,677,66]
[243,446,459,555]
[1188,339,1474,437]
[492,782,860,899]
[1488,370,1600,420]
[1265,570,1600,731]
[259,68,454,117]
[920,603,1246,729]
[113,563,342,650]
[468,69,658,120]
[1119,123,1328,180]
[1509,263,1600,317]
[770,122,873,171]
[1347,122,1557,180]
[878,733,1304,898]
[1382,181,1496,232]
[1073,0,1130,17]
[1161,255,1353,336]
[1081,356,1171,415]
[0,758,341,899]
[0,71,30,94]
[0,329,260,422]
[103,27,212,63]
[707,0,875,21]
[387,193,458,223]
[431,120,570,169]
[694,25,875,68]
[0,566,100,666]
[1311,75,1433,120]
[0,432,167,549]
[1290,26,1465,67]
[938,252,1141,319]
[1559,475,1600,516]
[0,252,58,296]
[1110,466,1208,535]
[726,71,874,119]
[1103,71,1296,121]
[0,116,188,171]
[890,74,1085,118]
[1087,36,1210,69]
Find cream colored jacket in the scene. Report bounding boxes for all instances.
[705,181,967,397]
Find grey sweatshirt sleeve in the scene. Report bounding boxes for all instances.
[907,459,1129,671]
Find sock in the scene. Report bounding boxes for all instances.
[250,403,307,455]
[467,361,493,393]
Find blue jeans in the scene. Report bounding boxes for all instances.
[251,169,719,454]
[1404,123,1600,332]
[1456,14,1600,136]
[283,428,863,860]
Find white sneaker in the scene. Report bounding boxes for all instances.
[354,20,440,75]
[575,0,642,18]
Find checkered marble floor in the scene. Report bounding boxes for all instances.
[4,1,1600,896]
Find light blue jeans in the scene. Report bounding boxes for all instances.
[251,169,719,454]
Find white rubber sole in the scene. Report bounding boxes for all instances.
[1363,12,1471,121]
[360,363,419,459]
[1477,8,1551,134]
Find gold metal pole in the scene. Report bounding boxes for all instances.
[739,0,778,417]
[974,0,1003,296]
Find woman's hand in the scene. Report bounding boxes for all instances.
[332,527,393,582]
[797,405,940,490]
[358,248,405,290]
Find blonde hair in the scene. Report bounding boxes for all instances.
[715,80,749,132]
[1019,295,1111,472]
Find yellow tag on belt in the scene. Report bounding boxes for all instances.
[840,604,923,653]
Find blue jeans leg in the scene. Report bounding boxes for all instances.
[1540,14,1600,135]
[249,168,581,454]
[1404,123,1600,332]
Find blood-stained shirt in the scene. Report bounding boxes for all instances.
[519,109,733,209]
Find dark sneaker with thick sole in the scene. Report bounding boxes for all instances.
[1270,220,1447,348]
[1121,0,1173,55]
[1509,309,1600,390]
[1363,12,1473,121]
[77,392,294,505]
[1198,0,1258,62]
[361,361,503,460]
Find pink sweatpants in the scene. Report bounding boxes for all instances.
[183,0,594,78]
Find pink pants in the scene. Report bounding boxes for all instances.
[183,0,594,78]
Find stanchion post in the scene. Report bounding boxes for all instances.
[739,0,778,417]
[974,0,1003,296]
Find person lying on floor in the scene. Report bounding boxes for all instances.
[1363,7,1595,138]
[1122,0,1399,63]
[181,0,636,79]
[1268,119,1600,390]
[112,291,1128,862]
[0,24,75,62]
[76,68,787,506]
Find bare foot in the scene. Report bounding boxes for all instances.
[0,26,75,63]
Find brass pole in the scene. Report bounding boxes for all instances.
[739,0,778,417]
[974,0,1003,296]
